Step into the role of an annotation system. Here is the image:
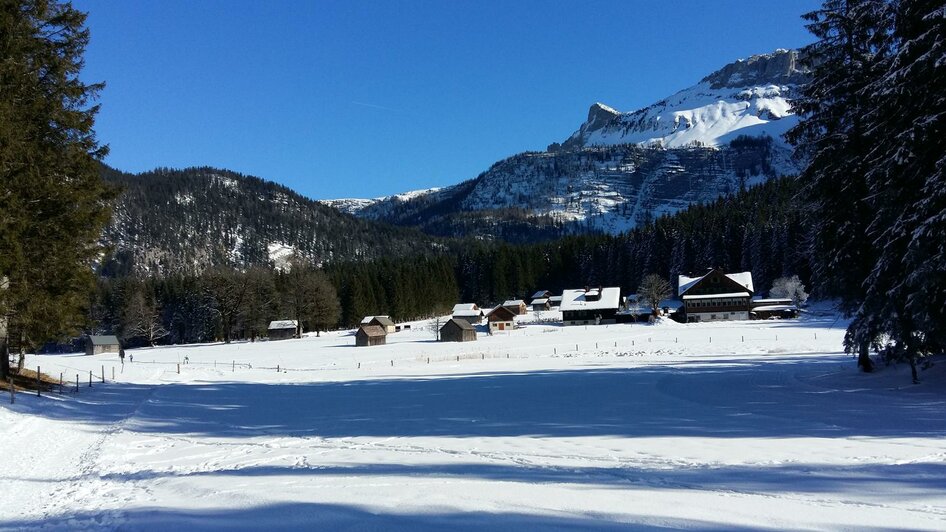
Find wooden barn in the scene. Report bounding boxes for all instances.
[560,287,621,326]
[440,318,477,342]
[452,303,484,325]
[361,315,396,334]
[85,335,121,356]
[678,269,754,322]
[548,295,562,307]
[355,325,387,347]
[530,290,552,302]
[487,305,517,333]
[502,299,527,316]
[531,298,550,312]
[267,320,298,341]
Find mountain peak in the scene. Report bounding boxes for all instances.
[701,49,807,89]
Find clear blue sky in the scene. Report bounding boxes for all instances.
[76,0,820,200]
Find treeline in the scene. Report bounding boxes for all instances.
[452,176,807,304]
[82,175,807,347]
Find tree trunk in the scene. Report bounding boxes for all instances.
[857,343,873,373]
[0,339,8,379]
[910,357,919,384]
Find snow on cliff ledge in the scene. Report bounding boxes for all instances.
[561,49,808,150]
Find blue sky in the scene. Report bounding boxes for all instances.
[76,0,820,200]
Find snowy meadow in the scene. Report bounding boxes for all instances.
[2,311,945,531]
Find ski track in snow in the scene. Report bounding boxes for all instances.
[2,311,946,530]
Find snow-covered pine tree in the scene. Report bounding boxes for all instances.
[787,0,896,372]
[845,0,946,383]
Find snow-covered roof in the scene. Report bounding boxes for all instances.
[752,304,797,312]
[89,335,120,345]
[560,287,622,312]
[531,298,549,305]
[452,303,478,313]
[503,300,525,307]
[751,298,793,305]
[268,320,298,330]
[453,309,483,318]
[530,290,551,299]
[548,296,563,302]
[681,292,750,300]
[678,270,754,295]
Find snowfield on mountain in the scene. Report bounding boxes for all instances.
[2,310,945,530]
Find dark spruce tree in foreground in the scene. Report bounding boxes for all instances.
[793,0,946,382]
[0,1,114,377]
[788,0,896,373]
[844,0,946,383]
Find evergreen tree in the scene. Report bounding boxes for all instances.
[846,0,946,383]
[787,0,896,371]
[0,0,114,376]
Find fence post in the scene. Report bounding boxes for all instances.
[177,363,180,374]
[59,373,63,394]
[112,367,115,380]
[88,371,92,388]
[390,360,393,367]
[232,360,235,372]
[9,377,14,404]
[709,337,712,343]
[358,362,361,369]
[37,366,40,397]
[815,332,818,340]
[742,336,744,342]
[277,364,280,373]
[75,374,79,393]
[101,365,105,383]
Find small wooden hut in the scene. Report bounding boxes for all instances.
[361,315,396,334]
[86,335,121,356]
[268,320,298,340]
[439,318,477,342]
[355,325,387,347]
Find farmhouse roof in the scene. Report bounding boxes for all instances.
[357,325,386,337]
[361,315,395,327]
[503,299,525,307]
[268,320,298,330]
[442,318,475,331]
[486,305,517,321]
[531,298,549,305]
[89,335,120,346]
[560,287,621,311]
[678,270,754,296]
[530,290,551,299]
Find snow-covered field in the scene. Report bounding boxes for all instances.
[3,311,945,531]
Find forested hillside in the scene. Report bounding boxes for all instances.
[98,166,445,275]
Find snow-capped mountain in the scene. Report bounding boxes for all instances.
[559,49,805,150]
[324,49,807,241]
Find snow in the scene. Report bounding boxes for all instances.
[267,243,296,272]
[267,320,297,330]
[3,312,946,530]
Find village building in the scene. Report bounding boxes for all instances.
[502,299,528,316]
[531,298,551,312]
[678,269,754,322]
[267,320,298,341]
[529,290,552,302]
[85,335,121,356]
[451,303,484,325]
[548,295,563,307]
[560,287,622,326]
[750,298,799,320]
[355,325,387,347]
[439,318,477,342]
[486,305,517,333]
[361,315,396,334]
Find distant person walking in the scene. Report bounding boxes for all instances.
[119,348,125,364]
[129,353,133,363]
